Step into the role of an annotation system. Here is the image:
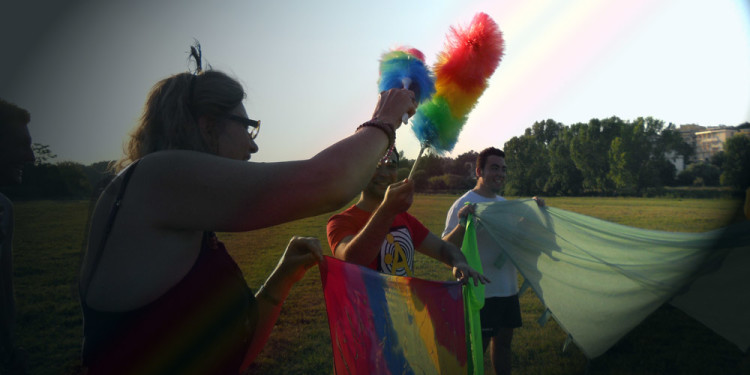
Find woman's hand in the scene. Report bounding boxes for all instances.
[370,88,417,130]
[277,236,324,286]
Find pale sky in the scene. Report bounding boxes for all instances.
[2,0,749,164]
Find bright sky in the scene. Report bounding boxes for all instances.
[2,0,749,164]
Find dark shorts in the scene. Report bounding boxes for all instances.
[479,295,522,338]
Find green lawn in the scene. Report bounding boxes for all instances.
[10,196,748,374]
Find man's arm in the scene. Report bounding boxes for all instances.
[417,233,489,285]
[442,202,475,247]
[333,207,399,266]
[332,180,414,266]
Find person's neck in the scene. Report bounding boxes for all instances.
[472,183,497,198]
[355,193,382,213]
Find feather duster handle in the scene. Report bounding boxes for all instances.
[411,12,504,154]
[378,47,436,123]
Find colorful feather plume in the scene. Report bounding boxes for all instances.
[378,46,435,104]
[412,12,505,153]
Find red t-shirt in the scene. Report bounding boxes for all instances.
[327,205,429,276]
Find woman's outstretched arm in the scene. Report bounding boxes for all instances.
[127,88,417,233]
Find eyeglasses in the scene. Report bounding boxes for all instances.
[224,114,261,139]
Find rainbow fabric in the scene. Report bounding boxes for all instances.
[412,12,504,153]
[320,256,468,374]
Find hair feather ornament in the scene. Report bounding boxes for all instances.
[408,12,504,179]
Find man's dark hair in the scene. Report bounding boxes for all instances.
[476,147,505,170]
[0,99,30,135]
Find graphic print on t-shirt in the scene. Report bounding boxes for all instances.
[379,226,415,276]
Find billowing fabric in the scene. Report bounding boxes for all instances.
[320,256,467,374]
[471,199,750,358]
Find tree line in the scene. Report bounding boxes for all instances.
[501,117,749,196]
[403,116,749,196]
[0,144,114,201]
[2,116,749,200]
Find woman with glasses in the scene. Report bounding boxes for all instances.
[78,46,416,375]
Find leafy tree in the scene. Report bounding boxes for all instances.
[545,132,582,195]
[650,157,678,187]
[445,151,478,177]
[411,170,428,192]
[720,135,750,190]
[709,151,725,169]
[397,167,410,181]
[569,118,622,193]
[676,163,720,186]
[504,134,548,196]
[660,124,694,169]
[57,161,92,197]
[629,117,667,191]
[83,161,116,198]
[602,117,678,193]
[32,143,57,166]
[415,152,444,179]
[530,119,565,145]
[427,175,448,190]
[1,145,93,199]
[608,136,637,192]
[433,174,471,191]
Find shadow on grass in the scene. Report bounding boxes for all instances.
[587,304,748,375]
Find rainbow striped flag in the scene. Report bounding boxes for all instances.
[320,256,468,375]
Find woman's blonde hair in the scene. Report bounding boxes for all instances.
[114,69,245,172]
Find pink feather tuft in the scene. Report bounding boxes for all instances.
[393,45,427,62]
[434,12,504,91]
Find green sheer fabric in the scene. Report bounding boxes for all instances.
[471,199,749,358]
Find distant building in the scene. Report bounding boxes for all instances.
[677,124,704,152]
[664,150,685,172]
[669,124,746,172]
[675,124,705,169]
[694,127,737,162]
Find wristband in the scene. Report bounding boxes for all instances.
[356,120,395,149]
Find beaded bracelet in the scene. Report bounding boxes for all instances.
[356,120,396,150]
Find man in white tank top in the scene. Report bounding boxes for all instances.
[443,147,544,375]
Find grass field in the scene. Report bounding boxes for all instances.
[10,196,749,374]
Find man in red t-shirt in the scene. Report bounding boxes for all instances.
[326,148,488,284]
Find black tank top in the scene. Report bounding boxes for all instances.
[80,162,258,374]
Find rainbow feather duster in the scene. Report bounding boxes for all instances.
[378,46,435,104]
[412,12,505,153]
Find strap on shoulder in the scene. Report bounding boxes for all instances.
[80,160,141,298]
